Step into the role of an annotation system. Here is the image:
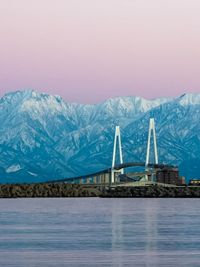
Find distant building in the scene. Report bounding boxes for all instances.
[156,167,183,185]
[179,176,186,186]
[189,179,200,186]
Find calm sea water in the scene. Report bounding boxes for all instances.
[0,198,200,267]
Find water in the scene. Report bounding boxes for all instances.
[0,198,200,267]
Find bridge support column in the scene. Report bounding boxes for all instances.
[96,175,100,184]
[145,118,158,181]
[93,176,97,184]
[102,173,106,185]
[105,173,110,184]
[111,126,124,184]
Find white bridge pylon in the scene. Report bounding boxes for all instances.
[145,118,158,167]
[111,126,124,184]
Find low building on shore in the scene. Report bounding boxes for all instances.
[156,167,185,186]
[189,179,200,186]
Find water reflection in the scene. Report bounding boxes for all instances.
[110,199,160,266]
[111,200,124,267]
[0,199,200,266]
[144,200,158,266]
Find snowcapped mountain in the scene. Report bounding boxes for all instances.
[0,89,199,183]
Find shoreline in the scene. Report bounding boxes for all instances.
[0,183,200,198]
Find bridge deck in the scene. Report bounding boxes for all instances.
[45,162,177,184]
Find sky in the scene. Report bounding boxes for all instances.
[0,0,200,103]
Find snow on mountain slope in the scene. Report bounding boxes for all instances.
[0,90,199,183]
[177,93,200,106]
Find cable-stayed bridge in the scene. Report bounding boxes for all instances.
[47,118,178,186]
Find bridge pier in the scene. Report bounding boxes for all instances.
[93,176,97,184]
[79,178,83,185]
[86,177,90,184]
[110,170,122,184]
[99,174,104,184]
[96,173,109,185]
[105,173,110,184]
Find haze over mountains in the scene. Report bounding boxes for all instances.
[0,90,200,183]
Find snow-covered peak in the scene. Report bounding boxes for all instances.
[177,93,200,106]
[2,89,200,129]
[20,92,66,114]
[0,89,33,104]
[98,95,171,117]
[0,90,77,118]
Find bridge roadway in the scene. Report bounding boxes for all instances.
[46,162,177,185]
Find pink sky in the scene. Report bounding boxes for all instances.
[0,0,200,103]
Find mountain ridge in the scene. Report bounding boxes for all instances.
[0,89,200,183]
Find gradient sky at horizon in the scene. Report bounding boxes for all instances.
[0,0,200,103]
